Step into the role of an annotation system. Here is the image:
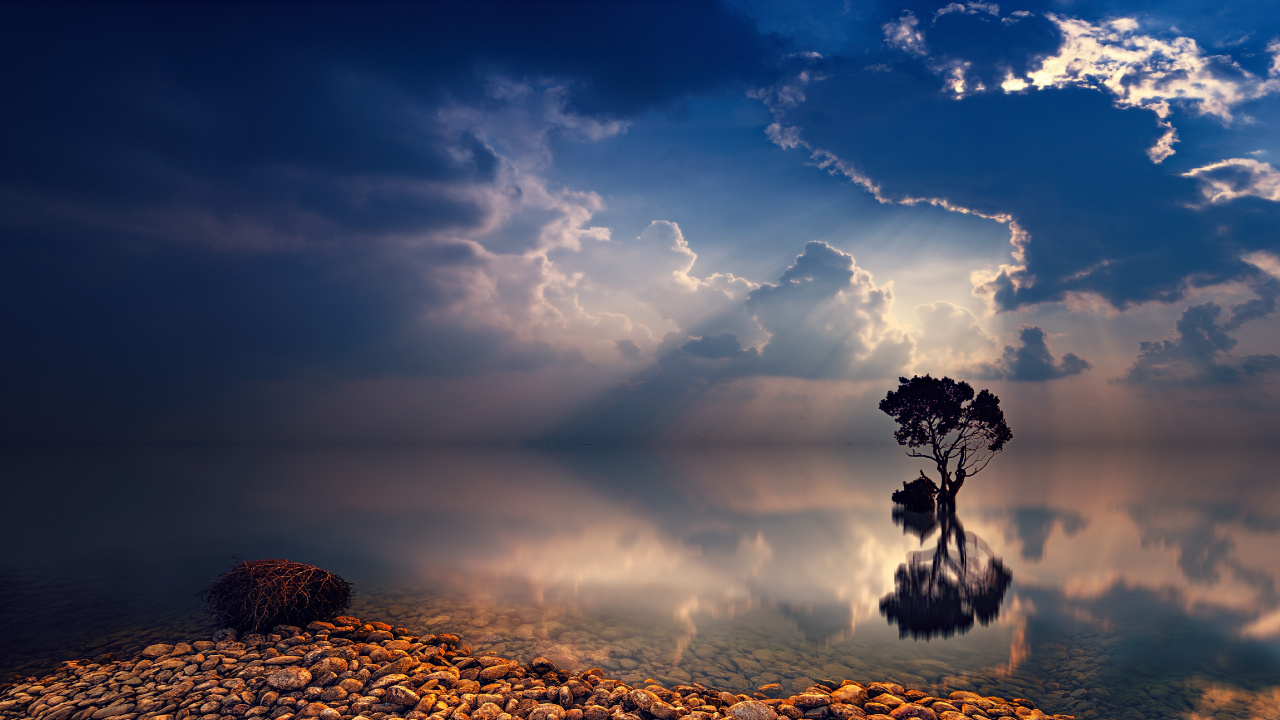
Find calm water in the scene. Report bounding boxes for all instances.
[2,445,1279,720]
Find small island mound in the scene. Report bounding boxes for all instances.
[0,614,1074,720]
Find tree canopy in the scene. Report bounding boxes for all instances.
[879,374,1012,507]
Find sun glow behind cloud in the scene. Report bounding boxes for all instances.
[0,1,1277,445]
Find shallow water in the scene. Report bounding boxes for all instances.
[3,445,1279,720]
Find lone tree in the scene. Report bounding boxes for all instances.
[879,375,1012,508]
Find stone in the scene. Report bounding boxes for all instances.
[889,707,936,720]
[795,695,831,711]
[630,690,658,712]
[320,686,348,702]
[388,685,422,705]
[310,657,349,676]
[530,703,567,720]
[830,687,867,706]
[267,667,312,691]
[728,700,779,720]
[141,645,175,659]
[266,656,303,665]
[91,703,136,718]
[828,705,866,720]
[650,700,679,720]
[374,656,420,679]
[372,673,411,689]
[865,704,891,716]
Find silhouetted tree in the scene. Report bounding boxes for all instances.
[879,375,1012,508]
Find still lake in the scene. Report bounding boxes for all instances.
[2,445,1279,720]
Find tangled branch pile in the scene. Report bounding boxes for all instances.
[199,558,351,632]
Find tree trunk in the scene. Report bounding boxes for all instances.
[942,468,966,508]
[934,459,952,511]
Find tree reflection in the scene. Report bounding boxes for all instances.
[881,508,1013,639]
[892,506,939,542]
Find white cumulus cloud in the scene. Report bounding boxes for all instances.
[1184,158,1280,204]
[883,11,927,57]
[1020,15,1280,161]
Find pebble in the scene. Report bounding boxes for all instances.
[728,700,779,720]
[268,665,313,690]
[0,612,1081,720]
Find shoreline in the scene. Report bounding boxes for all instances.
[0,615,1074,720]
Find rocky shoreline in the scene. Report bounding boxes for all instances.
[0,615,1073,720]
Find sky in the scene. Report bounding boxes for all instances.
[3,0,1280,444]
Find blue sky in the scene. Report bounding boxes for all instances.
[3,0,1280,443]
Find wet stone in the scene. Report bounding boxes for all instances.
[828,704,867,720]
[267,666,312,691]
[889,707,937,720]
[387,685,422,705]
[728,700,779,720]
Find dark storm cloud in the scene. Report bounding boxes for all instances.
[0,1,786,439]
[975,325,1090,381]
[682,333,757,359]
[0,0,783,236]
[1116,293,1280,385]
[777,6,1280,311]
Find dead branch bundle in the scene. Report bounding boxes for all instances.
[199,558,352,632]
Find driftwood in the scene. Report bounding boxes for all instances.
[200,557,351,632]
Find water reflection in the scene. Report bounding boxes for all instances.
[882,509,1013,640]
[3,445,1280,720]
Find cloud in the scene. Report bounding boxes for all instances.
[552,220,763,355]
[746,241,913,380]
[539,242,920,442]
[753,18,1280,312]
[934,3,999,22]
[910,301,997,372]
[0,0,798,441]
[1184,159,1280,204]
[682,333,757,359]
[975,325,1091,381]
[867,11,1280,166]
[1116,294,1280,385]
[883,11,927,57]
[1019,15,1280,162]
